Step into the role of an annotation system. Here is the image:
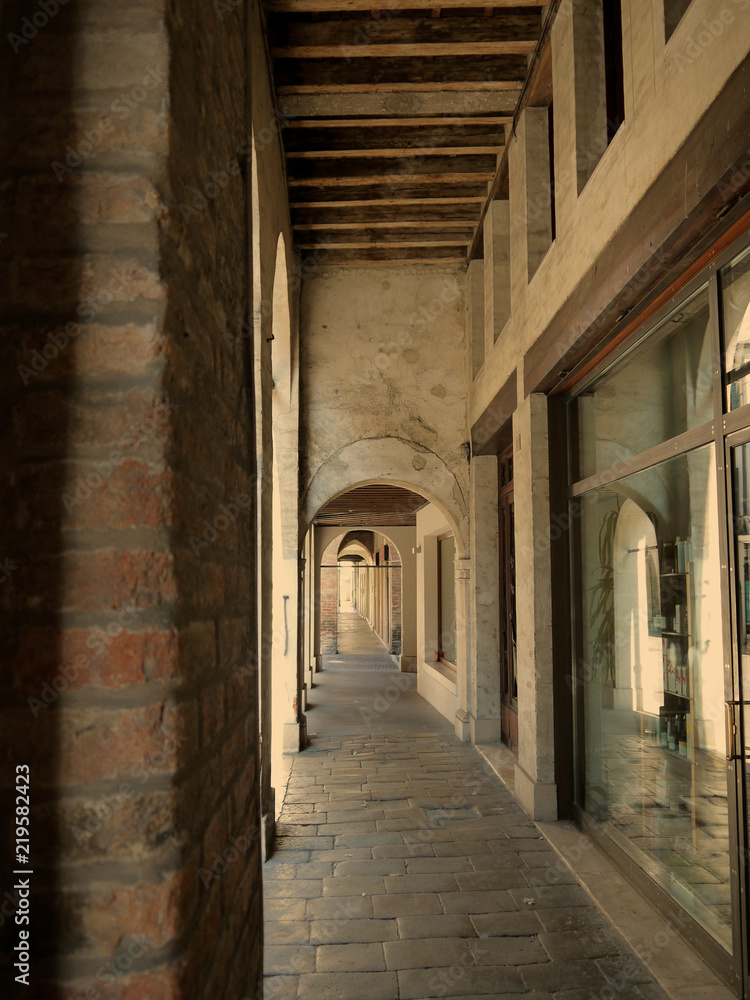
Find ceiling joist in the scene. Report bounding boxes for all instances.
[263,0,548,264]
[285,146,502,158]
[273,42,537,58]
[267,0,544,10]
[277,90,522,117]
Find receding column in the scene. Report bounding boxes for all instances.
[466,258,485,380]
[469,456,502,743]
[513,393,557,820]
[483,200,512,348]
[454,555,473,742]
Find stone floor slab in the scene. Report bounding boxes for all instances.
[297,971,398,1000]
[314,943,386,972]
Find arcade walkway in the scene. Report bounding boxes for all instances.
[262,657,734,1000]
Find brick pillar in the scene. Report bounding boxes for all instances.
[389,564,402,654]
[320,567,339,654]
[0,2,262,998]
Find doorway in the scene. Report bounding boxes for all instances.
[499,446,518,754]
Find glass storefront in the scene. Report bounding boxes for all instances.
[571,449,730,948]
[567,233,750,981]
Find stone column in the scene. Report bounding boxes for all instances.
[513,392,557,820]
[469,456,502,743]
[454,556,473,742]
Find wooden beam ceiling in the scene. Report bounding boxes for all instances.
[263,2,547,264]
[267,0,545,10]
[314,484,431,527]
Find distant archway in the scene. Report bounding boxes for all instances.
[303,442,468,557]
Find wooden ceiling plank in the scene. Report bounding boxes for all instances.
[291,197,485,207]
[286,117,511,127]
[288,173,494,186]
[297,233,475,245]
[286,145,502,158]
[272,42,537,58]
[282,126,506,153]
[288,181,491,199]
[294,220,477,229]
[308,248,467,262]
[296,239,469,248]
[275,54,527,88]
[266,0,545,10]
[278,81,525,94]
[277,90,522,117]
[269,12,541,49]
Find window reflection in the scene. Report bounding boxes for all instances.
[574,285,712,480]
[572,446,731,950]
[722,245,750,411]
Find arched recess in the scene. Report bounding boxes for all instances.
[302,437,468,558]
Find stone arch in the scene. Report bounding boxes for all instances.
[338,540,374,563]
[302,438,468,558]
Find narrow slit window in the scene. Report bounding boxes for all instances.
[602,0,625,143]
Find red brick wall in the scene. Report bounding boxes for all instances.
[0,2,261,998]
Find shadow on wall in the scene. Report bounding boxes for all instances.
[1,1,80,993]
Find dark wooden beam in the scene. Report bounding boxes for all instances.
[282,124,507,153]
[291,199,483,224]
[266,0,545,10]
[274,55,528,90]
[294,231,471,248]
[277,91,522,117]
[286,153,498,180]
[288,182,490,200]
[300,246,467,263]
[286,145,502,159]
[273,42,536,58]
[270,13,541,50]
[294,220,477,230]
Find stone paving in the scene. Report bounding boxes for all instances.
[264,677,672,1000]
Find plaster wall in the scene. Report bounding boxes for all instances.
[300,268,469,556]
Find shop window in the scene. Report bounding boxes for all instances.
[570,283,712,482]
[567,235,750,967]
[721,243,750,410]
[571,448,728,949]
[664,0,693,40]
